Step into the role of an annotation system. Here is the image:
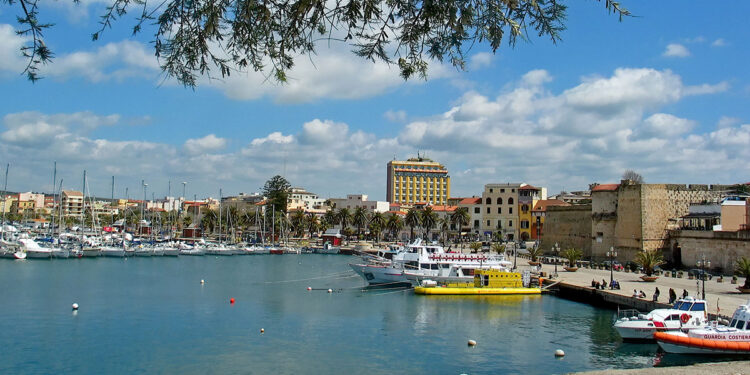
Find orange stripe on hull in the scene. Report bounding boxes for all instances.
[653,332,750,352]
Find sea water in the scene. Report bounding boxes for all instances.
[0,255,724,374]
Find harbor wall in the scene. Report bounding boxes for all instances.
[668,229,750,272]
[542,205,592,256]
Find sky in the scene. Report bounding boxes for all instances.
[0,1,748,201]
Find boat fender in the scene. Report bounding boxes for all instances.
[680,313,689,324]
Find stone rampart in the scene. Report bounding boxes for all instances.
[542,204,592,256]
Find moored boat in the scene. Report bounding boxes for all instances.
[414,269,540,295]
[654,299,750,354]
[613,296,709,342]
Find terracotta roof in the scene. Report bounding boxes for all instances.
[458,197,481,205]
[532,199,571,212]
[519,185,539,190]
[62,190,83,197]
[591,184,620,192]
[386,210,406,216]
[431,205,457,212]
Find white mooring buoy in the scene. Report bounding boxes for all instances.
[200,279,205,284]
[260,328,265,333]
[468,340,477,346]
[327,289,333,293]
[72,303,79,310]
[554,349,565,357]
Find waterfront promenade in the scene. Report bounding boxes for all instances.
[573,360,750,375]
[532,262,748,318]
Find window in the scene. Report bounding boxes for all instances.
[486,220,490,226]
[512,189,515,193]
[522,204,529,213]
[489,188,493,193]
[508,197,514,204]
[509,207,513,214]
[508,220,513,227]
[497,197,502,204]
[485,197,491,204]
[500,189,505,193]
[474,207,480,214]
[486,207,490,214]
[473,220,479,228]
[497,207,502,214]
[521,220,529,229]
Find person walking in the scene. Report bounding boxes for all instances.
[652,287,660,302]
[668,288,676,304]
[682,289,688,298]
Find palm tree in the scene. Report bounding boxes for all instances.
[337,208,352,243]
[491,242,506,255]
[385,213,404,241]
[450,207,470,247]
[322,209,337,231]
[421,207,438,241]
[635,249,665,277]
[437,217,451,246]
[469,242,482,253]
[201,209,218,234]
[560,248,583,268]
[352,206,369,240]
[305,212,319,239]
[404,208,421,241]
[182,215,193,228]
[290,209,306,238]
[735,256,750,289]
[369,212,386,244]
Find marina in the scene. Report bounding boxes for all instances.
[0,253,747,374]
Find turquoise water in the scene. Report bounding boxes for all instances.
[0,255,720,374]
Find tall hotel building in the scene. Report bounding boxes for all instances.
[386,157,450,205]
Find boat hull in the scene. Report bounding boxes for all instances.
[26,250,52,259]
[654,332,750,354]
[349,263,411,286]
[414,286,541,295]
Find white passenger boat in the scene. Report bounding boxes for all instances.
[654,299,750,354]
[613,297,708,342]
[349,239,512,286]
[18,238,52,259]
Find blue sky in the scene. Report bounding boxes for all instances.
[0,1,748,201]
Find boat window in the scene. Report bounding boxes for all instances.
[431,264,439,270]
[672,301,683,309]
[730,319,738,328]
[483,275,489,286]
[689,303,705,312]
[667,314,680,321]
[738,320,747,330]
[679,303,692,311]
[441,263,450,269]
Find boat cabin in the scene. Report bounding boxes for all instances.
[473,269,522,288]
[728,301,750,331]
[672,298,706,313]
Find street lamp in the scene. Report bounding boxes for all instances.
[696,254,710,300]
[553,242,560,278]
[607,246,617,289]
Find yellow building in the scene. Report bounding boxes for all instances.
[386,156,450,205]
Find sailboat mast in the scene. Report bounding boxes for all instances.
[50,161,56,236]
[272,204,275,245]
[58,179,64,235]
[218,189,222,245]
[80,170,86,248]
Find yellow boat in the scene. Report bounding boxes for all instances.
[414,269,542,295]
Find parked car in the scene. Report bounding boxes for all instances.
[601,260,624,271]
[624,261,642,273]
[688,269,713,280]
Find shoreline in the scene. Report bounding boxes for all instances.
[570,360,750,374]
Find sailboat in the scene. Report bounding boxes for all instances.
[79,171,101,257]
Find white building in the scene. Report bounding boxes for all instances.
[329,194,389,213]
[288,187,326,212]
[17,192,45,211]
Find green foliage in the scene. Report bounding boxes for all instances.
[404,208,421,241]
[420,207,438,239]
[262,175,291,213]
[560,248,583,267]
[635,249,665,276]
[469,242,482,251]
[735,257,750,289]
[491,242,505,254]
[385,213,404,241]
[352,206,369,239]
[8,0,629,85]
[305,212,319,238]
[527,245,543,262]
[337,207,352,232]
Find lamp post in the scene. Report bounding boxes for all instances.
[696,254,710,300]
[607,246,617,289]
[553,242,560,278]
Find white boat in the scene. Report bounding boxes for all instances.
[81,246,102,257]
[613,296,708,342]
[349,239,513,286]
[101,246,126,257]
[134,245,153,257]
[654,299,750,354]
[314,243,340,254]
[51,247,70,258]
[18,238,52,259]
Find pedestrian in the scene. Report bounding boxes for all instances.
[602,279,607,289]
[632,289,639,297]
[639,290,646,298]
[652,287,660,302]
[668,288,676,304]
[591,279,597,288]
[682,289,688,298]
[595,281,601,289]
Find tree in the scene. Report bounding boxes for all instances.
[735,257,750,289]
[290,209,306,238]
[200,209,218,234]
[560,248,583,267]
[10,1,630,84]
[622,170,644,183]
[450,207,470,246]
[369,212,386,244]
[306,212,319,239]
[437,217,451,246]
[421,207,439,241]
[337,207,352,242]
[262,175,291,213]
[352,207,369,240]
[635,249,665,277]
[322,209,337,231]
[404,208,421,241]
[385,213,404,241]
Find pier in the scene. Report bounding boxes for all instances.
[535,262,748,319]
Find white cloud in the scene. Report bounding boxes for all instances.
[639,113,695,138]
[183,134,228,155]
[683,81,730,96]
[711,38,727,47]
[0,24,29,73]
[249,132,294,146]
[384,110,407,123]
[298,119,348,145]
[663,43,690,58]
[469,52,493,70]
[717,116,740,129]
[45,40,159,82]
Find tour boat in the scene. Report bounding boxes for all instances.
[654,299,750,354]
[414,269,541,295]
[613,296,708,342]
[349,239,512,287]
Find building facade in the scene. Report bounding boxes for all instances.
[480,183,523,240]
[329,194,389,213]
[61,190,83,217]
[386,156,450,205]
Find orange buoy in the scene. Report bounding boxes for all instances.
[230,298,235,304]
[307,287,312,291]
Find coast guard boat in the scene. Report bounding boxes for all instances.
[654,299,750,354]
[349,239,512,287]
[613,296,708,342]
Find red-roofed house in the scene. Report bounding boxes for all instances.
[458,197,482,236]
